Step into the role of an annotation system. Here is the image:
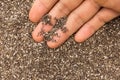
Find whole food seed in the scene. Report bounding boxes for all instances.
[60,26,68,33]
[53,32,60,38]
[37,24,45,37]
[54,16,67,28]
[40,14,53,26]
[37,14,52,37]
[38,14,68,42]
[43,32,53,41]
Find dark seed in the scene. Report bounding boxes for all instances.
[51,39,57,42]
[38,15,68,42]
[54,16,67,28]
[40,14,52,25]
[60,26,68,33]
[37,28,45,37]
[43,32,53,41]
[37,14,53,37]
[53,32,60,37]
[37,24,45,37]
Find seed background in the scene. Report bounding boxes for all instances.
[0,0,120,80]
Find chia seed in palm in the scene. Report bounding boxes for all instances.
[43,32,53,41]
[37,14,52,37]
[60,26,68,33]
[54,16,67,28]
[38,15,68,42]
[41,14,52,26]
[43,28,59,41]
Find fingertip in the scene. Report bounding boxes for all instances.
[74,24,94,43]
[29,0,48,23]
[47,30,69,48]
[29,11,40,23]
[29,6,45,23]
[74,35,85,43]
[47,41,58,48]
[32,23,45,42]
[32,31,43,42]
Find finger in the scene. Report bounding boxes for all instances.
[49,0,83,23]
[47,0,100,48]
[94,0,120,12]
[32,0,83,42]
[29,0,58,22]
[75,8,119,42]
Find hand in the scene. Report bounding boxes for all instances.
[29,0,120,48]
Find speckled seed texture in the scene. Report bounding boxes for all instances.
[0,0,120,80]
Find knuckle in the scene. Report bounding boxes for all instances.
[97,14,107,24]
[72,12,86,25]
[93,0,107,6]
[59,1,72,12]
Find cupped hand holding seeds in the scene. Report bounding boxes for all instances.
[29,0,120,48]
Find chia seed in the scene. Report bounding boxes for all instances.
[51,39,57,43]
[53,32,60,38]
[60,26,68,33]
[40,14,53,26]
[43,28,59,42]
[38,14,68,42]
[37,14,52,37]
[54,16,67,28]
[37,24,45,37]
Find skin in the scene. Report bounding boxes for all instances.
[29,0,120,48]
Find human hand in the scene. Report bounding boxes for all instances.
[29,0,120,48]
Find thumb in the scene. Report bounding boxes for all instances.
[94,0,120,13]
